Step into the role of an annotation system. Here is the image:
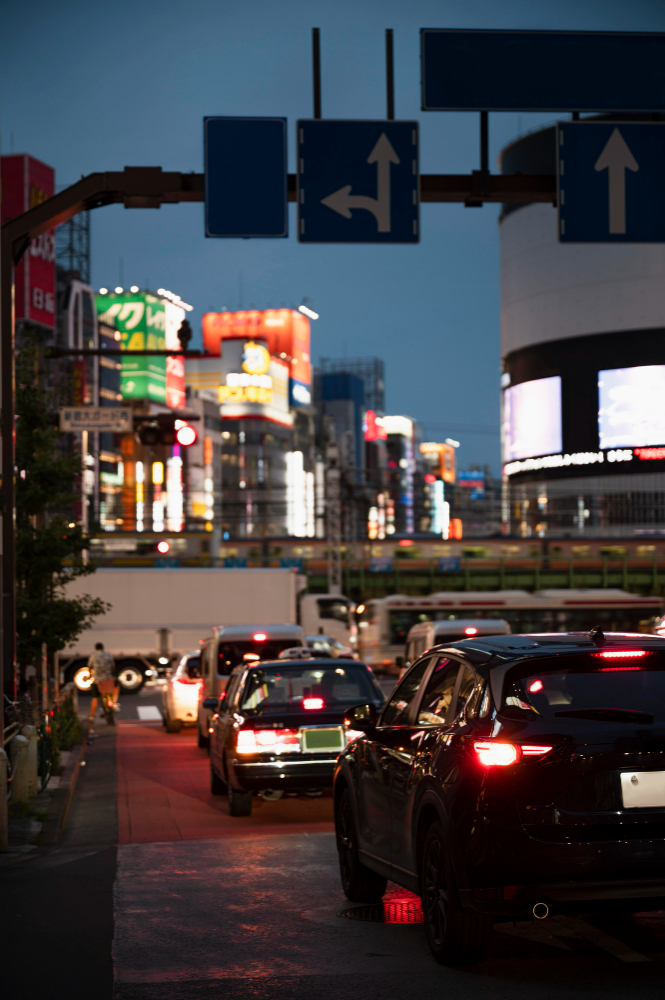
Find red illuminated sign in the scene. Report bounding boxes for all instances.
[1,155,56,329]
[634,447,665,460]
[201,309,311,387]
[365,410,387,442]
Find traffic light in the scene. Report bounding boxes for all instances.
[135,413,198,447]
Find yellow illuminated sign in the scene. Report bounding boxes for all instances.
[241,341,271,376]
[218,385,273,404]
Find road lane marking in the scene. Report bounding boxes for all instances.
[137,706,162,721]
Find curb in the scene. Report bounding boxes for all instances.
[38,729,90,850]
[57,730,91,841]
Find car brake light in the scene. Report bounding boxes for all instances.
[594,650,649,658]
[521,745,553,757]
[599,665,645,672]
[464,627,478,636]
[236,730,257,753]
[174,677,201,685]
[253,632,267,642]
[528,679,543,693]
[236,728,300,754]
[303,697,324,710]
[474,741,519,766]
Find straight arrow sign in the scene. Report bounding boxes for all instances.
[594,128,639,234]
[557,120,665,244]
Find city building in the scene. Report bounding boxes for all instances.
[187,308,317,539]
[499,115,665,537]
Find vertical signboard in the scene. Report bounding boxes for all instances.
[164,300,186,409]
[0,154,56,328]
[96,292,167,403]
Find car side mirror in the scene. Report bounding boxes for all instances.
[202,697,218,711]
[344,703,377,734]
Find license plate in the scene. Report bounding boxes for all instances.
[301,727,344,753]
[620,771,665,808]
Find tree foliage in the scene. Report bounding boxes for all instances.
[14,340,109,675]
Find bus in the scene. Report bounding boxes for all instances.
[357,589,663,673]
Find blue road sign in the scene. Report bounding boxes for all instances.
[204,117,287,238]
[557,122,665,243]
[421,30,665,112]
[297,120,419,244]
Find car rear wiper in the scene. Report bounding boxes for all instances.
[554,708,654,724]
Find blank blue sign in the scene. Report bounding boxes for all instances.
[421,30,665,112]
[204,117,287,238]
[558,121,665,243]
[297,120,419,244]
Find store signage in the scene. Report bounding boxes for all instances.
[97,292,168,404]
[242,341,271,375]
[0,154,56,329]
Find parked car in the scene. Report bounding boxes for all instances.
[196,623,305,749]
[333,630,665,965]
[162,652,203,732]
[206,657,385,816]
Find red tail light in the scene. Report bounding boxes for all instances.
[473,741,553,766]
[174,677,202,685]
[303,697,324,710]
[464,627,478,636]
[474,741,519,766]
[521,745,553,757]
[253,632,267,642]
[236,728,300,754]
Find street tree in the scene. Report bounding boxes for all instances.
[13,338,109,687]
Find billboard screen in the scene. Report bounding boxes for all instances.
[503,376,562,462]
[201,308,311,387]
[96,293,167,403]
[598,365,665,449]
[1,154,56,328]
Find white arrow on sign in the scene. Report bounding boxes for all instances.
[594,127,639,235]
[321,133,400,232]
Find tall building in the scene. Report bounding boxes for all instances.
[187,309,316,539]
[499,116,665,537]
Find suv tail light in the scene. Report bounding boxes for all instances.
[473,741,553,766]
[236,728,300,755]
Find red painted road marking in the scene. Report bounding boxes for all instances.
[116,722,335,844]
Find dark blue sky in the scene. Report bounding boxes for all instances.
[3,0,664,472]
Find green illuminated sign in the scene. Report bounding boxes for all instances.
[95,293,166,403]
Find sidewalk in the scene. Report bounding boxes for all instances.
[0,722,117,999]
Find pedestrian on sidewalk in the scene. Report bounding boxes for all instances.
[87,643,120,725]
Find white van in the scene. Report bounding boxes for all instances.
[196,623,305,747]
[402,618,511,674]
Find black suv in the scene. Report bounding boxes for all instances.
[333,631,665,964]
[206,657,384,816]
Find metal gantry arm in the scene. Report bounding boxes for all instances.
[0,163,556,724]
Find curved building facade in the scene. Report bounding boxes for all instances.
[499,122,665,537]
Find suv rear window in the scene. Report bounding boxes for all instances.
[501,652,665,723]
[240,663,381,715]
[218,641,299,675]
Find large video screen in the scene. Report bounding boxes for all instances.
[503,376,562,462]
[598,365,665,450]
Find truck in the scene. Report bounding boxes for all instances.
[60,567,355,692]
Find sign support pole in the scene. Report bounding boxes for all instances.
[312,28,322,120]
[386,29,395,121]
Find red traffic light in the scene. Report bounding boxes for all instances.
[157,540,170,554]
[424,473,436,483]
[175,423,197,447]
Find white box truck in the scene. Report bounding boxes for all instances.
[60,568,355,692]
